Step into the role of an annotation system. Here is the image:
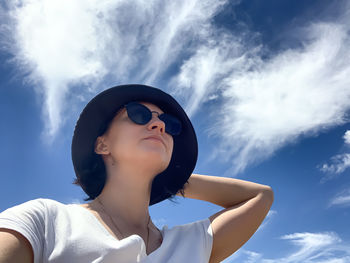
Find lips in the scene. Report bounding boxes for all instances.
[144,135,166,147]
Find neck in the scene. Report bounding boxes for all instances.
[95,166,154,228]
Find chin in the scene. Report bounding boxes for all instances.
[142,145,170,159]
[140,152,171,173]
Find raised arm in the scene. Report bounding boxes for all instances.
[0,229,33,263]
[177,173,274,263]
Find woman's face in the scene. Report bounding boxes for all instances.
[95,102,174,175]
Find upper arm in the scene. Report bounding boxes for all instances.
[208,188,274,263]
[0,228,34,263]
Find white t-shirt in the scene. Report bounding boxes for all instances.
[0,198,213,263]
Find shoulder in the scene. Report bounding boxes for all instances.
[0,198,70,220]
[169,218,211,233]
[159,218,213,262]
[163,217,212,243]
[2,198,63,208]
[0,199,64,261]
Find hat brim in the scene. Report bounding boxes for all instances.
[71,84,198,206]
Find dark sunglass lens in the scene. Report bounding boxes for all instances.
[126,103,152,124]
[160,114,182,135]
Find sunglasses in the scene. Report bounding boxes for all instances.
[124,102,182,136]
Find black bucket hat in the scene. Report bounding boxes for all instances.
[71,84,198,206]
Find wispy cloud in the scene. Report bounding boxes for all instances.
[330,194,350,207]
[243,251,263,263]
[3,0,226,142]
[173,1,350,173]
[259,210,277,230]
[329,189,350,207]
[212,21,350,173]
[225,231,350,263]
[343,130,350,145]
[320,154,350,175]
[276,232,341,262]
[267,231,350,263]
[319,130,350,181]
[2,0,350,174]
[171,33,259,117]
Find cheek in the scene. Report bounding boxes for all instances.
[107,127,139,160]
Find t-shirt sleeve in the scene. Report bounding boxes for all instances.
[193,217,213,261]
[0,199,47,262]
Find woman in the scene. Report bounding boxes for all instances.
[0,84,273,262]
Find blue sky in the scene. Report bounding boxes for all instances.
[1,0,350,262]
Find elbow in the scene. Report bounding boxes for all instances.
[261,185,274,207]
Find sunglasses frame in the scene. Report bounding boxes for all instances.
[124,102,182,136]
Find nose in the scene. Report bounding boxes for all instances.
[147,112,165,134]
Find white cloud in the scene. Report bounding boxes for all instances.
[320,153,350,175]
[258,210,277,230]
[329,189,350,207]
[265,232,350,263]
[3,0,226,142]
[213,21,350,173]
[171,34,259,117]
[330,195,350,206]
[319,129,350,180]
[172,1,350,173]
[343,130,350,145]
[279,232,340,260]
[225,232,350,263]
[3,0,350,174]
[243,251,263,263]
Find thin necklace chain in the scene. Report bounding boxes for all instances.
[96,197,151,253]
